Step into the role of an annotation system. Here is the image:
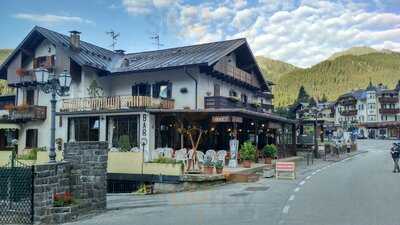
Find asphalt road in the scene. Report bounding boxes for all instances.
[67,140,399,225]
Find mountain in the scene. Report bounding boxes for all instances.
[0,49,13,96]
[256,56,298,82]
[273,51,400,106]
[0,49,12,63]
[327,46,379,60]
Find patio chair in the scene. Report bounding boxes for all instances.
[175,148,188,168]
[162,148,174,158]
[196,151,205,165]
[151,148,163,161]
[217,150,227,162]
[205,149,217,162]
[130,147,141,152]
[109,147,119,152]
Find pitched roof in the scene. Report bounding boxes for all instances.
[0,26,272,88]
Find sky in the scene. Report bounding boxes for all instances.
[1,0,400,68]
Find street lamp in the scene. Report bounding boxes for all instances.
[34,68,71,163]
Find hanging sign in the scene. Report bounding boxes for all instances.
[212,116,243,123]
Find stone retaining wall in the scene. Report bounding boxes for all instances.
[33,141,108,224]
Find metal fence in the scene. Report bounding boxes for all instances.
[0,159,34,224]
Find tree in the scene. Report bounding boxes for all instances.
[296,85,310,103]
[320,94,328,103]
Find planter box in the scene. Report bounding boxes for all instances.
[144,163,183,176]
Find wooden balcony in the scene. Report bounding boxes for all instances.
[339,99,357,106]
[204,96,273,113]
[379,97,399,103]
[61,95,175,113]
[8,105,47,122]
[213,62,260,88]
[340,109,357,116]
[379,108,400,114]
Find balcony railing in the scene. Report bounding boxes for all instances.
[339,109,357,116]
[339,99,357,106]
[61,95,175,112]
[379,108,400,114]
[204,96,273,113]
[8,105,47,121]
[213,62,260,88]
[379,97,399,103]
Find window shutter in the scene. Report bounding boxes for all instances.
[132,85,138,96]
[167,82,172,99]
[152,83,159,98]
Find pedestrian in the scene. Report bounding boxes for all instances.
[390,142,400,173]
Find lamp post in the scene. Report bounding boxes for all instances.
[310,106,322,158]
[34,68,72,163]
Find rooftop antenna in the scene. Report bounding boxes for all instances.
[106,30,120,50]
[150,32,163,49]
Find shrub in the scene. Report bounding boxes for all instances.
[17,148,38,160]
[239,141,256,161]
[263,144,277,158]
[118,135,131,152]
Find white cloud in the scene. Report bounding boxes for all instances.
[122,0,400,68]
[14,13,93,25]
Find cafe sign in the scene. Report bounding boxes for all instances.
[212,116,243,123]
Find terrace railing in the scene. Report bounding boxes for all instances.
[8,105,47,121]
[213,62,260,88]
[61,95,175,112]
[379,108,400,114]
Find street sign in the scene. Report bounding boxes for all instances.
[275,162,296,180]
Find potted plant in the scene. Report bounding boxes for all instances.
[203,157,214,174]
[214,160,224,174]
[263,144,277,164]
[239,141,256,168]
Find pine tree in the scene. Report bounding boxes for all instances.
[296,85,310,103]
[308,97,317,107]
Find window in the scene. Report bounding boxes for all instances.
[72,117,100,141]
[112,116,139,148]
[26,89,35,105]
[214,84,220,96]
[132,83,151,96]
[241,94,247,103]
[229,89,237,97]
[26,129,38,148]
[152,81,172,99]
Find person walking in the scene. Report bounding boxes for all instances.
[391,142,400,173]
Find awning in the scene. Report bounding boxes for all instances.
[0,123,20,129]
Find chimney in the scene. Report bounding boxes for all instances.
[69,30,81,50]
[114,49,125,54]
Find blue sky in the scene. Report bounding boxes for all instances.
[1,0,400,68]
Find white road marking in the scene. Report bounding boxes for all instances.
[316,169,322,172]
[294,187,300,192]
[306,176,312,180]
[299,181,306,186]
[282,205,290,214]
[312,172,317,175]
[289,195,295,201]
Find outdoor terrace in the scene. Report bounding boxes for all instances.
[61,95,175,112]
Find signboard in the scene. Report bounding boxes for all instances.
[212,116,243,123]
[275,162,296,180]
[228,139,239,168]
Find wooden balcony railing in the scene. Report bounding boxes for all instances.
[213,62,260,88]
[339,109,357,116]
[204,96,272,113]
[8,105,47,121]
[379,97,399,103]
[379,108,400,114]
[61,95,175,112]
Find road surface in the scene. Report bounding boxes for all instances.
[67,140,400,225]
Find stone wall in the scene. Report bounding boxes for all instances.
[63,141,108,213]
[32,141,108,224]
[33,162,72,224]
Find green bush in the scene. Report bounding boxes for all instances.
[17,148,38,160]
[239,141,257,161]
[118,135,131,152]
[263,144,277,158]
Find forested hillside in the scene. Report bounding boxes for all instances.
[256,56,298,82]
[273,52,400,106]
